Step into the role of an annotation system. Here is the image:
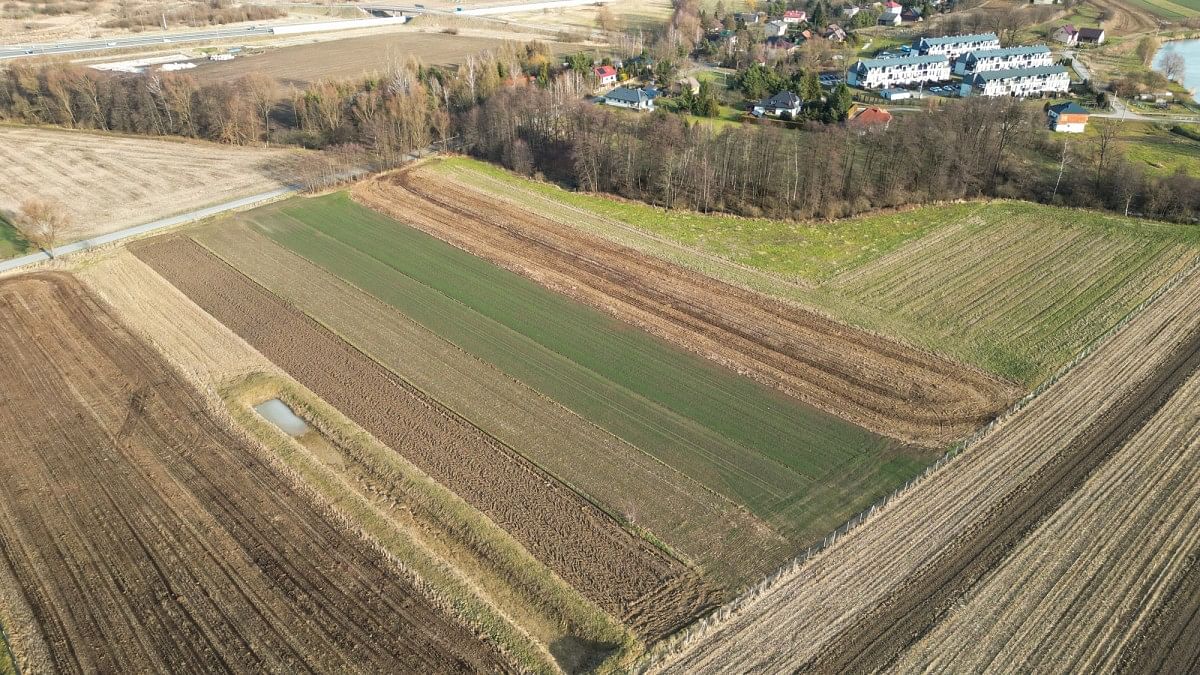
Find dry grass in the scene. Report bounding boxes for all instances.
[0,126,298,242]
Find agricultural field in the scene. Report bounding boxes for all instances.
[491,0,674,34]
[430,157,1200,386]
[160,190,988,594]
[192,30,560,86]
[653,254,1200,673]
[0,272,511,673]
[0,126,298,249]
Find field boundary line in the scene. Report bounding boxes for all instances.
[634,250,1200,673]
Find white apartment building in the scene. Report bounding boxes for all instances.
[914,32,1000,60]
[953,44,1053,75]
[959,65,1070,97]
[847,54,951,88]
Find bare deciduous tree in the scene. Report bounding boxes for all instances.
[18,198,69,257]
[1161,51,1187,82]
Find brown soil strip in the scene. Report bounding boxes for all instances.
[132,235,718,641]
[801,322,1200,672]
[354,168,1020,447]
[0,272,511,673]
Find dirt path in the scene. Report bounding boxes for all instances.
[353,169,1020,448]
[0,272,511,673]
[132,235,719,641]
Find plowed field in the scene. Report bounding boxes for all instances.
[0,272,509,673]
[654,261,1200,673]
[355,167,1019,448]
[132,236,717,641]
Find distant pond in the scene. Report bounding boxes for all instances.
[1154,39,1200,96]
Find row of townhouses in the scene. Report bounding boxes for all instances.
[953,45,1054,76]
[914,32,1000,60]
[847,54,951,88]
[959,65,1070,97]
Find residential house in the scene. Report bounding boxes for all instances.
[843,6,861,18]
[1046,101,1089,132]
[783,9,807,23]
[825,23,848,42]
[593,65,618,86]
[878,8,902,25]
[739,12,761,24]
[1077,27,1105,44]
[1053,25,1079,46]
[766,36,798,54]
[753,90,803,118]
[900,6,923,22]
[953,44,1053,75]
[914,32,1001,60]
[602,86,655,110]
[850,106,893,129]
[848,54,951,88]
[959,64,1070,97]
[798,29,814,41]
[765,19,790,38]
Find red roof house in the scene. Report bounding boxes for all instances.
[593,65,618,85]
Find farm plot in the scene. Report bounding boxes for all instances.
[894,364,1200,673]
[132,235,718,641]
[0,272,509,673]
[221,193,929,579]
[0,127,298,245]
[358,165,1019,448]
[653,259,1200,673]
[433,158,1200,386]
[193,223,781,587]
[72,248,623,673]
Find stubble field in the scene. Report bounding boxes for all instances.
[0,127,298,248]
[0,272,510,673]
[653,256,1200,673]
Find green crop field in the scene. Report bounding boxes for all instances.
[0,214,30,261]
[210,192,931,585]
[433,157,1200,386]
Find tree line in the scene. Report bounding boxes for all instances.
[462,87,1200,223]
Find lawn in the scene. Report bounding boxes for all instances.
[235,192,928,578]
[1115,122,1200,175]
[432,157,1200,386]
[0,213,30,260]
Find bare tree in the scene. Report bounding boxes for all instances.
[18,198,70,257]
[1091,119,1121,189]
[1161,51,1187,82]
[1135,35,1160,67]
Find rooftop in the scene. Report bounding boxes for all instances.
[965,44,1052,59]
[918,32,999,46]
[970,64,1069,82]
[856,53,949,69]
[1049,101,1089,115]
[604,86,652,104]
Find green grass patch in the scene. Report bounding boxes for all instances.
[430,158,1200,387]
[242,192,921,553]
[0,213,31,261]
[1125,0,1199,18]
[437,157,942,282]
[0,624,14,675]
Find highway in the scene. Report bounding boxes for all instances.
[0,26,275,60]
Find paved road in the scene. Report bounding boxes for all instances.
[0,26,275,60]
[0,186,296,274]
[1095,96,1200,123]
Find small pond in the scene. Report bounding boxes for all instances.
[254,398,309,437]
[1154,39,1199,96]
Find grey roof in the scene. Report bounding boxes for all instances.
[604,86,651,103]
[760,90,801,108]
[970,64,1068,82]
[1049,101,1089,115]
[965,44,1052,60]
[856,53,949,69]
[917,32,998,46]
[1078,27,1105,37]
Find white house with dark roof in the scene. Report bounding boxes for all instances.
[959,65,1070,97]
[602,86,655,110]
[914,32,1000,60]
[848,54,950,88]
[1053,25,1079,46]
[752,90,803,118]
[953,45,1053,76]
